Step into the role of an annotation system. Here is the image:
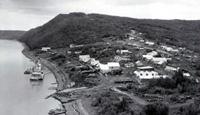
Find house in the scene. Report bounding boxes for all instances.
[161,46,179,52]
[142,51,170,65]
[41,47,51,51]
[69,44,84,48]
[134,66,160,79]
[145,41,155,46]
[165,66,178,72]
[79,55,91,62]
[142,55,153,60]
[147,51,158,57]
[90,58,100,66]
[98,62,121,73]
[151,57,169,65]
[135,61,143,66]
[107,62,120,70]
[98,63,110,73]
[142,51,158,60]
[74,51,82,54]
[124,62,135,68]
[116,50,132,54]
[114,55,130,62]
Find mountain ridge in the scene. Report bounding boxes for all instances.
[20,12,200,53]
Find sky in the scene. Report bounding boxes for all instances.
[1,0,200,30]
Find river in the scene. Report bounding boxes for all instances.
[0,40,60,115]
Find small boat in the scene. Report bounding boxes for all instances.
[24,68,33,74]
[48,108,65,115]
[30,71,44,81]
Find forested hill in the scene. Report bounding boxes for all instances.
[20,12,200,53]
[0,30,25,40]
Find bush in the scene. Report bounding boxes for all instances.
[144,102,169,115]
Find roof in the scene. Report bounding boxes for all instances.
[137,66,154,70]
[107,62,120,67]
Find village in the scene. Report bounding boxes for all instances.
[32,29,200,115]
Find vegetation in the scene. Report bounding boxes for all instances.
[146,70,200,95]
[91,91,135,115]
[20,12,200,54]
[144,102,169,115]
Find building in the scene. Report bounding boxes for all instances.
[79,55,91,62]
[114,55,130,62]
[151,57,169,65]
[134,66,160,79]
[143,51,170,65]
[165,66,178,72]
[98,62,121,73]
[147,51,158,57]
[41,47,51,51]
[98,63,110,73]
[69,44,84,48]
[90,58,100,66]
[116,50,132,54]
[145,41,155,46]
[161,45,179,52]
[107,62,120,70]
[135,61,143,66]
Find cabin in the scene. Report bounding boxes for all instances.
[79,55,91,62]
[145,41,155,46]
[134,66,160,79]
[151,57,169,65]
[114,55,130,62]
[41,47,51,51]
[98,62,121,73]
[165,66,178,72]
[107,62,120,70]
[90,58,100,66]
[161,45,179,52]
[98,63,110,73]
[116,50,132,54]
[69,44,84,48]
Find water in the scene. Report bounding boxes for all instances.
[0,40,60,115]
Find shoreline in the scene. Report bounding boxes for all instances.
[21,44,68,115]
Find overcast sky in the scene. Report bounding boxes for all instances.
[1,0,200,30]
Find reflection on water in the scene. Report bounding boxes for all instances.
[0,40,60,115]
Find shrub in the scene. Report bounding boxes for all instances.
[144,102,169,115]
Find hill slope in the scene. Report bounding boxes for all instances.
[20,12,200,53]
[0,30,25,40]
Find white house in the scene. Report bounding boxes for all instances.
[107,62,120,69]
[147,51,158,57]
[161,46,179,52]
[41,47,51,51]
[151,57,169,65]
[90,58,100,66]
[135,61,143,66]
[114,55,130,62]
[69,44,84,48]
[134,66,160,79]
[134,71,160,79]
[79,55,91,62]
[98,62,120,73]
[98,63,110,73]
[165,66,178,72]
[145,41,155,46]
[116,50,132,54]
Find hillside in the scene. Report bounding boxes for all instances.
[0,30,25,40]
[20,12,200,53]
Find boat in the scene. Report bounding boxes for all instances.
[30,71,44,81]
[48,108,65,115]
[24,68,33,74]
